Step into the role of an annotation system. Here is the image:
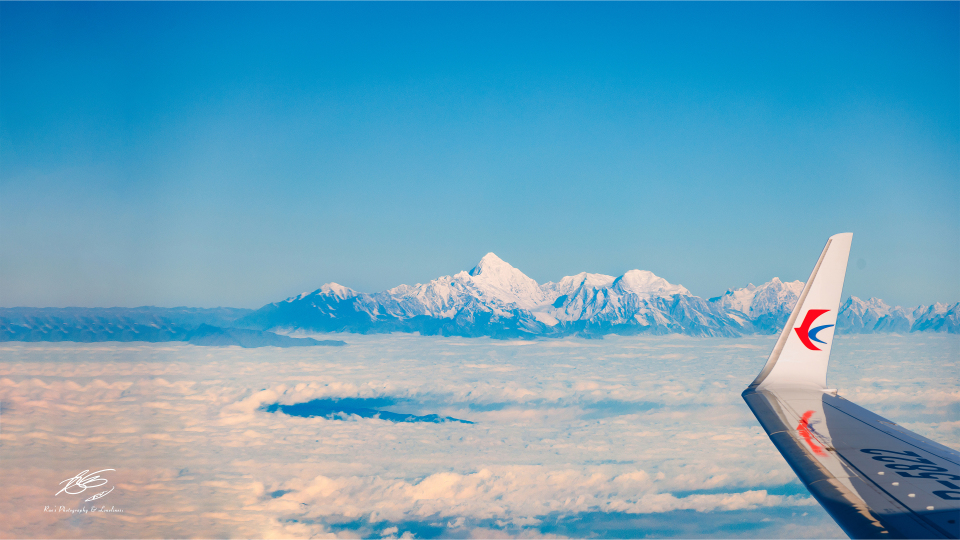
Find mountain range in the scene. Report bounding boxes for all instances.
[0,307,344,348]
[2,253,955,343]
[235,253,958,339]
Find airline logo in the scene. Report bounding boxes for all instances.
[797,410,827,457]
[795,309,834,351]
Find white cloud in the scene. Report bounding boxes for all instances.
[0,334,954,538]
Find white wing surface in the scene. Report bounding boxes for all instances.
[742,233,960,539]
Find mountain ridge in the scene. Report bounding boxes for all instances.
[235,253,957,338]
[0,307,345,347]
[3,254,955,341]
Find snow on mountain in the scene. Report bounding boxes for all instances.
[713,281,953,335]
[238,253,553,338]
[529,269,739,336]
[239,254,746,337]
[465,253,548,309]
[911,302,960,333]
[615,270,691,297]
[873,306,915,333]
[715,278,803,318]
[536,272,615,325]
[710,278,803,333]
[813,295,958,334]
[318,283,358,300]
[541,272,616,300]
[836,296,913,334]
[842,296,894,318]
[237,256,957,338]
[380,275,475,319]
[371,253,548,319]
[528,273,611,328]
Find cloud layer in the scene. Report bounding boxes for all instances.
[1,334,955,538]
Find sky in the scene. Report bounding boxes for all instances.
[3,333,956,538]
[1,2,957,309]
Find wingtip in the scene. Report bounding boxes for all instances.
[749,233,853,391]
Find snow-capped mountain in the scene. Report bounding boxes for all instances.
[911,302,960,333]
[4,255,954,343]
[709,278,804,333]
[528,270,742,337]
[536,270,690,322]
[237,254,958,339]
[239,254,548,338]
[465,253,548,309]
[239,253,746,338]
[712,283,958,335]
[836,296,913,334]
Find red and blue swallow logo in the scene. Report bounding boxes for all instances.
[795,309,834,351]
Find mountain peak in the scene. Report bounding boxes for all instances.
[712,277,803,317]
[319,282,358,300]
[612,269,690,297]
[842,295,891,316]
[469,252,512,277]
[464,253,545,308]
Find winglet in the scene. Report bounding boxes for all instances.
[749,233,853,390]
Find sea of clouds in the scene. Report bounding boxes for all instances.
[1,334,956,538]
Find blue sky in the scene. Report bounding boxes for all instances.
[1,2,957,309]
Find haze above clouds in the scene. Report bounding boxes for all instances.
[2,334,956,538]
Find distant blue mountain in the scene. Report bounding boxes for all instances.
[185,324,345,348]
[0,307,344,348]
[713,281,959,335]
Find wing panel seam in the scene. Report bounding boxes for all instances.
[822,402,957,539]
[823,401,960,466]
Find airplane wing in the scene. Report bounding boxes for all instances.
[742,233,960,539]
